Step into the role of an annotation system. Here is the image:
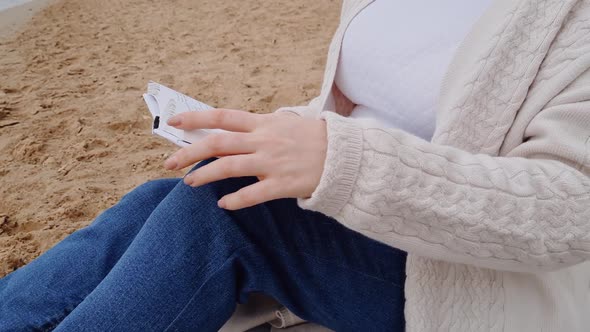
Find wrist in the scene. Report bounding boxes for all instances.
[297,112,363,216]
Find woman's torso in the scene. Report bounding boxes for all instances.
[335,0,492,141]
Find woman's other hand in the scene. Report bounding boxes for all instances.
[163,109,327,210]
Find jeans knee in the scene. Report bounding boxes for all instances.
[120,178,180,206]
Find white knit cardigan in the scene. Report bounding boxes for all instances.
[271,0,590,331]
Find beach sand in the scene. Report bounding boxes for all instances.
[0,0,339,277]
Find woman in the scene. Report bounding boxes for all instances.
[2,0,590,331]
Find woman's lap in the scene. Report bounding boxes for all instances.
[0,159,406,332]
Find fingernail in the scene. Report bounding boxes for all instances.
[167,116,181,126]
[183,175,193,186]
[164,157,177,170]
[217,199,226,209]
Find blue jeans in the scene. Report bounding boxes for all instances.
[0,159,406,332]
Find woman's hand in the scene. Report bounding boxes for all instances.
[163,109,327,210]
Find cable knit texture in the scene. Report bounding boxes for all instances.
[274,0,590,331]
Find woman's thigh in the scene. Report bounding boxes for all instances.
[215,172,407,331]
[0,178,180,332]
[221,185,408,332]
[56,159,406,332]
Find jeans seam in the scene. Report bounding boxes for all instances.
[28,285,84,331]
[266,244,406,289]
[34,302,78,332]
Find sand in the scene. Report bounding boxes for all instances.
[0,0,340,277]
[0,0,54,40]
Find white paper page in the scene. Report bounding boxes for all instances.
[143,81,222,147]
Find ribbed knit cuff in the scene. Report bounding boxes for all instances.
[298,111,364,217]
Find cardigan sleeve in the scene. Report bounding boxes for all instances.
[298,103,590,272]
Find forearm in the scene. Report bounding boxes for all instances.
[300,111,590,272]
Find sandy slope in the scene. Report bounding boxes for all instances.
[0,0,339,276]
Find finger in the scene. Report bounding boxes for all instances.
[167,109,261,132]
[218,179,282,210]
[164,132,255,170]
[184,154,263,187]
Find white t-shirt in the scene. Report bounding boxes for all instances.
[335,0,492,141]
